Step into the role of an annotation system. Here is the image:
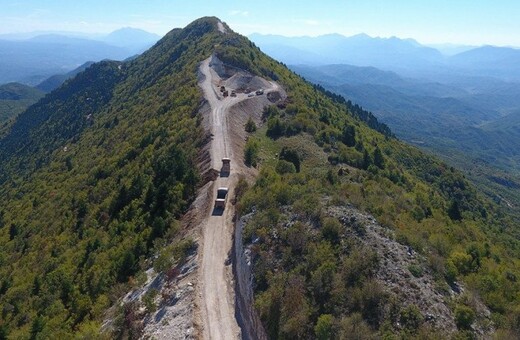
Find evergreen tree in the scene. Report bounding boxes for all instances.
[341,124,356,147]
[362,149,372,170]
[373,146,385,169]
[448,200,462,221]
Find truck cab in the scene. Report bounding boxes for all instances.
[215,187,229,210]
[221,158,230,175]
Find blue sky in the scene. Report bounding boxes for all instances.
[1,0,519,46]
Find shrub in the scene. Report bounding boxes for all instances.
[153,248,173,273]
[321,217,342,245]
[266,117,286,138]
[245,117,257,132]
[276,160,296,174]
[408,264,424,278]
[279,147,300,172]
[449,251,474,275]
[454,305,475,330]
[400,304,423,331]
[143,288,159,313]
[171,238,195,263]
[244,138,259,167]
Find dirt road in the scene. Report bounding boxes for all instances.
[197,55,281,340]
[198,58,247,340]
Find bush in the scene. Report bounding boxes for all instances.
[321,217,342,245]
[153,248,173,273]
[171,238,195,263]
[275,160,296,174]
[245,117,257,132]
[454,305,475,330]
[266,117,286,138]
[449,251,474,275]
[279,147,300,172]
[244,138,259,167]
[400,304,423,331]
[408,264,424,278]
[143,288,159,313]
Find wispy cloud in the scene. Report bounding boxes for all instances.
[229,10,249,17]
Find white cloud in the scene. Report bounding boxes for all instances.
[229,10,249,17]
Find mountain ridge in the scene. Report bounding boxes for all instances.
[0,16,519,339]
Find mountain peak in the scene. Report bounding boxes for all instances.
[103,27,160,47]
[184,16,228,33]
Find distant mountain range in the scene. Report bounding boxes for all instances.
[0,28,161,85]
[35,61,95,92]
[250,33,520,82]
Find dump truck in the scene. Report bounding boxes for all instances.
[221,158,231,174]
[215,187,229,210]
[255,89,264,95]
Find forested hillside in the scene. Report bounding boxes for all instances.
[224,27,520,339]
[0,16,519,339]
[0,82,43,123]
[0,18,224,338]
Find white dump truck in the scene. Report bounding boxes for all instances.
[215,187,229,210]
[221,158,230,174]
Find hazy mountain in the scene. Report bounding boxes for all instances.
[252,33,520,82]
[449,45,520,81]
[428,43,477,56]
[0,37,127,85]
[102,27,160,50]
[0,28,161,85]
[250,33,445,73]
[36,61,95,92]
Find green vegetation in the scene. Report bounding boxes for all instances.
[0,82,43,126]
[0,17,230,338]
[227,30,520,338]
[0,15,519,339]
[245,117,257,132]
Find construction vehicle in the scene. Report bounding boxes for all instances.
[230,90,237,97]
[221,158,231,175]
[220,85,226,92]
[255,89,264,95]
[215,187,229,210]
[223,90,229,97]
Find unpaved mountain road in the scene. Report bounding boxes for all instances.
[197,56,280,340]
[198,57,242,340]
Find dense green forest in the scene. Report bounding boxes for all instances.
[0,18,227,338]
[0,82,43,124]
[217,27,520,339]
[0,16,519,339]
